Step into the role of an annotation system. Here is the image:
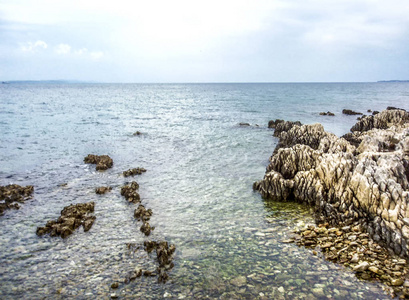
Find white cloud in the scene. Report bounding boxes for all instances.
[55,43,71,54]
[20,40,48,52]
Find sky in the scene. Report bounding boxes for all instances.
[1,0,409,83]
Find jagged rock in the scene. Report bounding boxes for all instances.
[351,109,409,132]
[239,122,250,126]
[140,221,154,236]
[342,109,363,115]
[84,154,113,171]
[133,131,142,136]
[134,204,152,222]
[142,240,176,283]
[268,119,302,137]
[95,186,112,194]
[320,111,335,116]
[36,202,95,238]
[120,181,140,203]
[255,109,409,259]
[0,184,34,216]
[123,168,147,177]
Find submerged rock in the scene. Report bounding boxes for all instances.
[95,186,112,194]
[123,168,147,177]
[0,184,34,216]
[84,154,113,171]
[36,202,95,238]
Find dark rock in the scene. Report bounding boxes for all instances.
[84,154,113,171]
[123,168,147,177]
[36,202,95,238]
[319,111,335,116]
[239,122,250,126]
[134,204,152,222]
[342,109,363,115]
[0,184,34,216]
[95,186,112,194]
[120,181,140,203]
[372,111,380,115]
[140,221,154,236]
[133,131,142,136]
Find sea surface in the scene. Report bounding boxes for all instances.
[1,82,408,299]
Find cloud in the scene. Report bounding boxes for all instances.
[20,40,48,52]
[55,43,71,54]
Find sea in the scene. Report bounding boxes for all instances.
[0,82,408,299]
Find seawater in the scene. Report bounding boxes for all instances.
[1,82,408,299]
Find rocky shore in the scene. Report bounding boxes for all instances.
[254,108,409,297]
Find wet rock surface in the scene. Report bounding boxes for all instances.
[123,168,147,177]
[255,108,409,297]
[288,222,409,298]
[36,202,96,238]
[0,184,34,216]
[95,186,112,194]
[120,181,140,203]
[84,154,113,171]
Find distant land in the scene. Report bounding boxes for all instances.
[377,80,409,83]
[1,80,90,84]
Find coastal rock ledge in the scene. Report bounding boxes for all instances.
[254,109,409,257]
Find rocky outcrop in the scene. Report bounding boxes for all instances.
[254,109,409,258]
[0,184,34,216]
[268,119,302,137]
[36,202,95,238]
[84,154,113,171]
[123,168,147,177]
[350,109,409,132]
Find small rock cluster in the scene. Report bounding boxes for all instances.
[0,184,34,216]
[95,186,112,194]
[288,222,409,298]
[84,154,113,171]
[123,168,147,177]
[120,181,154,236]
[144,240,176,283]
[120,181,141,203]
[36,202,96,238]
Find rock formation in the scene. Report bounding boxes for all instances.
[0,184,34,216]
[319,111,335,116]
[36,202,95,238]
[95,186,112,194]
[254,109,409,258]
[342,109,363,115]
[120,181,140,203]
[84,154,113,171]
[123,168,147,177]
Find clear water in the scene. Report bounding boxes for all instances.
[1,82,408,299]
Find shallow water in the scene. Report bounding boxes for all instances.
[1,82,409,299]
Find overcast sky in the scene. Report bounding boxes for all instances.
[1,0,409,82]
